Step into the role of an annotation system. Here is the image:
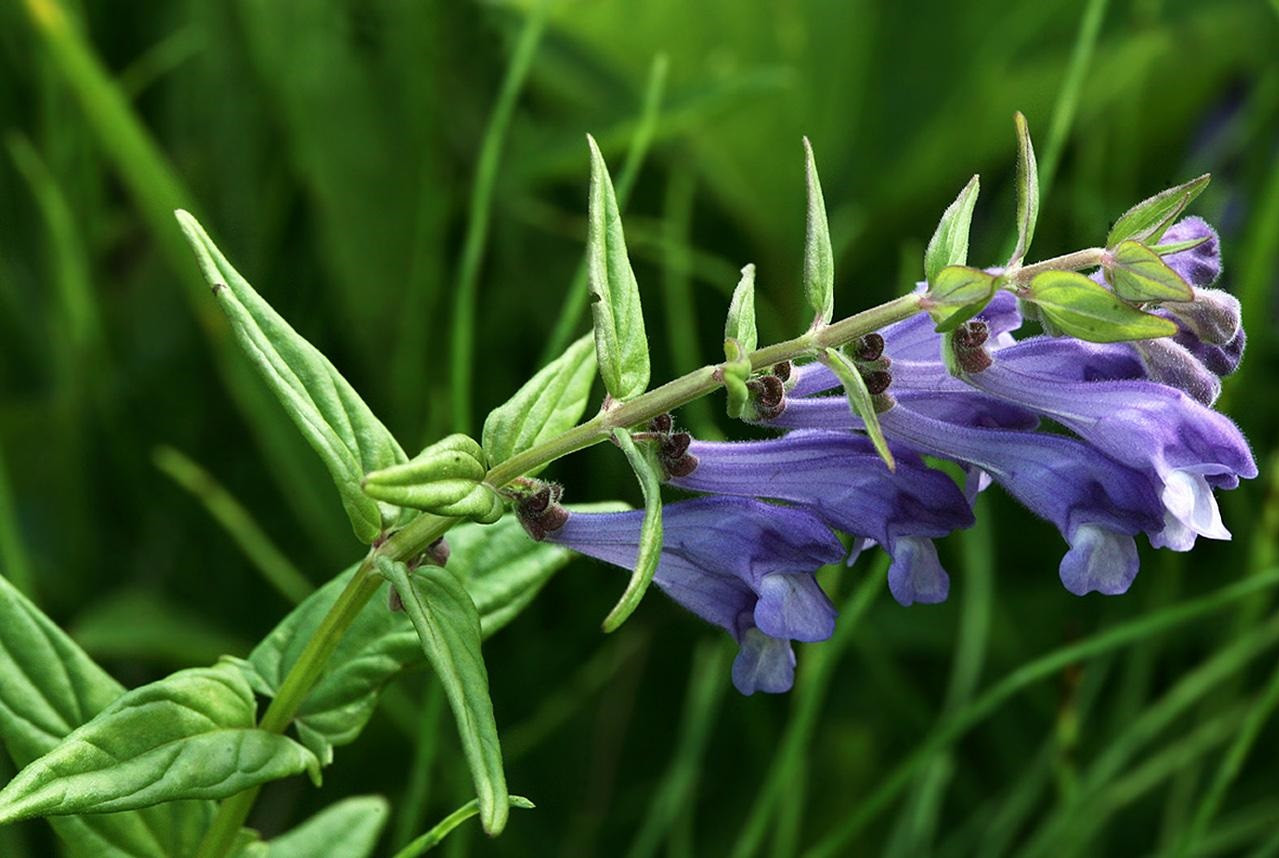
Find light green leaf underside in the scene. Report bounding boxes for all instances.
[0,663,319,826]
[601,430,664,632]
[377,558,509,836]
[267,795,389,858]
[0,573,214,858]
[175,210,407,543]
[482,334,597,471]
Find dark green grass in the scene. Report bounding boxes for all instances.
[1,0,1278,855]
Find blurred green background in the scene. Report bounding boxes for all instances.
[2,0,1278,855]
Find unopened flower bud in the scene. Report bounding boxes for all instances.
[1162,288,1241,346]
[854,333,885,362]
[862,369,893,396]
[1132,338,1222,406]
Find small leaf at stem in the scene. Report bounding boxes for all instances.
[602,429,664,632]
[802,137,835,328]
[267,796,390,858]
[722,337,753,420]
[724,263,759,353]
[0,663,320,825]
[482,334,597,471]
[391,796,534,858]
[925,174,980,284]
[175,210,407,544]
[1107,174,1210,248]
[1151,234,1211,256]
[926,265,998,332]
[362,435,503,523]
[1008,112,1039,267]
[586,134,650,400]
[377,557,510,835]
[1026,270,1178,342]
[819,348,895,471]
[1106,240,1194,303]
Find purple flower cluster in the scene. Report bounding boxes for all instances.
[538,217,1254,695]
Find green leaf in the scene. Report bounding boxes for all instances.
[722,338,753,420]
[482,335,597,471]
[362,435,503,523]
[0,663,319,825]
[602,429,664,633]
[1027,270,1178,343]
[240,515,587,765]
[174,211,407,544]
[924,175,980,284]
[376,557,509,836]
[724,263,758,353]
[1008,112,1039,266]
[1151,234,1211,256]
[391,796,534,858]
[0,573,215,858]
[925,265,998,332]
[586,134,650,401]
[1107,174,1210,247]
[819,348,895,471]
[1106,240,1194,303]
[267,796,389,858]
[802,137,835,328]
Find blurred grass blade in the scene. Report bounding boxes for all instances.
[377,557,510,835]
[625,640,730,858]
[0,445,36,598]
[176,210,409,543]
[1175,656,1279,857]
[663,166,718,436]
[730,555,888,858]
[802,568,1279,858]
[1037,0,1108,203]
[391,796,534,858]
[153,446,313,605]
[602,429,663,632]
[19,0,351,554]
[450,0,552,433]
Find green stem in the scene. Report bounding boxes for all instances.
[195,290,923,858]
[1006,247,1105,285]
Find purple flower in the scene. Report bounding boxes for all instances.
[955,339,1257,551]
[770,391,1166,595]
[546,497,845,694]
[668,431,974,605]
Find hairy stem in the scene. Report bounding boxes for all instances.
[197,289,925,857]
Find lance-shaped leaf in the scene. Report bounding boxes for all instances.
[363,435,503,523]
[722,338,752,420]
[267,796,389,858]
[601,429,663,632]
[925,174,980,284]
[819,347,895,471]
[1107,174,1210,247]
[0,663,320,825]
[926,265,998,333]
[392,796,534,858]
[1152,234,1212,256]
[0,573,214,858]
[802,137,835,328]
[1027,270,1178,343]
[1105,240,1194,303]
[724,263,758,353]
[586,134,650,400]
[482,335,596,471]
[376,557,509,836]
[175,211,407,544]
[1008,112,1039,267]
[239,513,598,764]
